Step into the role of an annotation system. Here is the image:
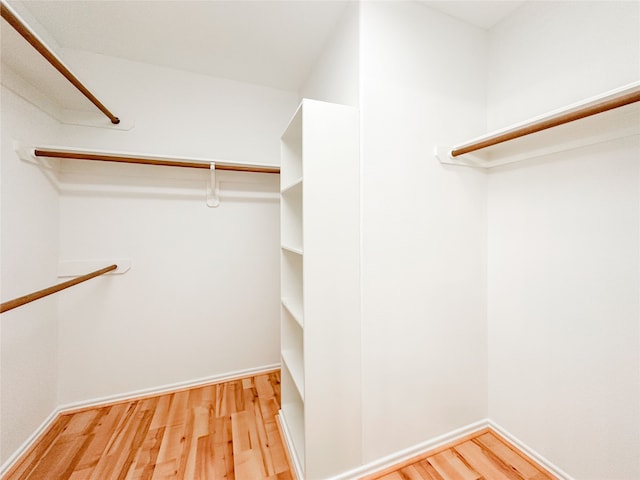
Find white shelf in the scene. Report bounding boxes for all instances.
[281,301,303,401]
[281,177,303,193]
[281,245,303,256]
[282,298,304,327]
[279,373,305,477]
[436,82,640,168]
[278,411,304,480]
[282,350,304,400]
[281,248,303,307]
[281,180,302,252]
[281,105,303,186]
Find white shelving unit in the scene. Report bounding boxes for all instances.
[279,99,361,480]
[435,81,640,168]
[281,181,303,253]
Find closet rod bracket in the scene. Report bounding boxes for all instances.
[207,162,220,207]
[434,145,483,168]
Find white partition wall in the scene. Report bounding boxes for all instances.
[359,0,489,463]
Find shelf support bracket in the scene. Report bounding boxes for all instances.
[434,145,485,168]
[207,162,220,207]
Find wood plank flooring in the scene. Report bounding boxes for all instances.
[365,429,557,480]
[5,370,556,480]
[4,371,293,480]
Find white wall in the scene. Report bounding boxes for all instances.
[299,2,359,108]
[487,2,640,479]
[0,86,61,465]
[359,1,488,462]
[50,50,298,405]
[2,46,298,468]
[58,49,297,165]
[487,1,640,129]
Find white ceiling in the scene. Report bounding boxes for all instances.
[9,1,526,92]
[14,0,351,92]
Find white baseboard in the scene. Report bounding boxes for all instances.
[0,407,60,478]
[0,363,280,477]
[488,420,575,480]
[57,363,280,414]
[329,419,490,480]
[329,418,576,480]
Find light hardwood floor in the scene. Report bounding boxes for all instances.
[364,429,557,480]
[5,371,556,480]
[4,371,293,480]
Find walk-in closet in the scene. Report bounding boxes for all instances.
[1,1,638,479]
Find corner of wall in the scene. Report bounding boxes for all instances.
[298,2,359,108]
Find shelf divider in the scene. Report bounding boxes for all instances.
[282,298,304,327]
[282,351,304,400]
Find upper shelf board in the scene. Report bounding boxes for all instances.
[435,81,640,169]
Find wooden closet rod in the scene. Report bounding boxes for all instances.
[0,264,117,314]
[1,2,120,125]
[34,148,281,174]
[451,88,640,157]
